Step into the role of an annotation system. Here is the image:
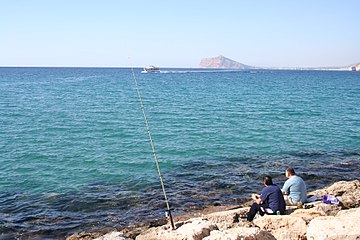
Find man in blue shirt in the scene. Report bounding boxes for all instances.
[282,167,307,205]
[247,175,286,222]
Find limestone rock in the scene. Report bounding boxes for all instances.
[90,180,360,240]
[313,202,342,216]
[253,215,307,240]
[135,218,218,240]
[307,208,360,240]
[94,232,130,240]
[176,219,218,240]
[290,208,326,224]
[204,207,249,230]
[199,55,253,69]
[337,190,360,209]
[203,227,275,240]
[66,232,104,240]
[335,207,360,217]
[309,180,360,209]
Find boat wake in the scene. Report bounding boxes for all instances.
[156,69,247,74]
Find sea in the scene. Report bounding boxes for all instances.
[0,67,359,239]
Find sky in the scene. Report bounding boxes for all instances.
[1,0,359,68]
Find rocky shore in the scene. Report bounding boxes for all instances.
[67,179,360,240]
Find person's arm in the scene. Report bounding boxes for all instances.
[251,193,263,204]
[251,193,260,201]
[255,197,263,204]
[282,180,290,195]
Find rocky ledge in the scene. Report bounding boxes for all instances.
[68,179,360,240]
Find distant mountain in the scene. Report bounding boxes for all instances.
[199,55,254,69]
[199,55,360,71]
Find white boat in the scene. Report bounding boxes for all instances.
[142,65,160,73]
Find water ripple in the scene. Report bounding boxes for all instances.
[0,68,359,238]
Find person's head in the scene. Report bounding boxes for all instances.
[285,167,296,178]
[263,175,273,186]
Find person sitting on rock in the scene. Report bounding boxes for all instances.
[247,175,286,221]
[282,167,307,206]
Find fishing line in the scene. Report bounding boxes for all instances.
[129,62,175,230]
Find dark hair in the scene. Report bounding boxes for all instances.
[263,175,273,186]
[286,167,296,175]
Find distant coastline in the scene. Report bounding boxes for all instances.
[1,59,359,71]
[199,55,360,71]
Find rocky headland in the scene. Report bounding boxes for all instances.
[199,55,360,71]
[199,55,254,69]
[67,179,360,240]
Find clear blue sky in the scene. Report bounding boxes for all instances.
[1,0,359,68]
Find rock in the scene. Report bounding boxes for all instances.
[87,180,360,240]
[204,207,249,230]
[253,215,307,240]
[335,207,360,218]
[338,190,360,209]
[312,202,342,216]
[290,202,344,224]
[290,208,326,224]
[309,180,360,208]
[203,227,275,240]
[66,232,104,240]
[199,55,253,69]
[94,232,130,240]
[135,218,218,240]
[176,219,218,240]
[307,208,360,240]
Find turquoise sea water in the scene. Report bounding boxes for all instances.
[0,67,359,238]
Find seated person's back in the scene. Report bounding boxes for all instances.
[282,167,307,205]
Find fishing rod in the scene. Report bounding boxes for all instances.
[130,64,175,230]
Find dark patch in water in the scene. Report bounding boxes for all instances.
[0,150,359,239]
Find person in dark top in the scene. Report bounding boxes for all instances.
[247,175,286,222]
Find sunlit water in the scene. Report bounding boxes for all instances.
[0,67,359,238]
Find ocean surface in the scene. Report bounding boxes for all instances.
[0,67,359,239]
